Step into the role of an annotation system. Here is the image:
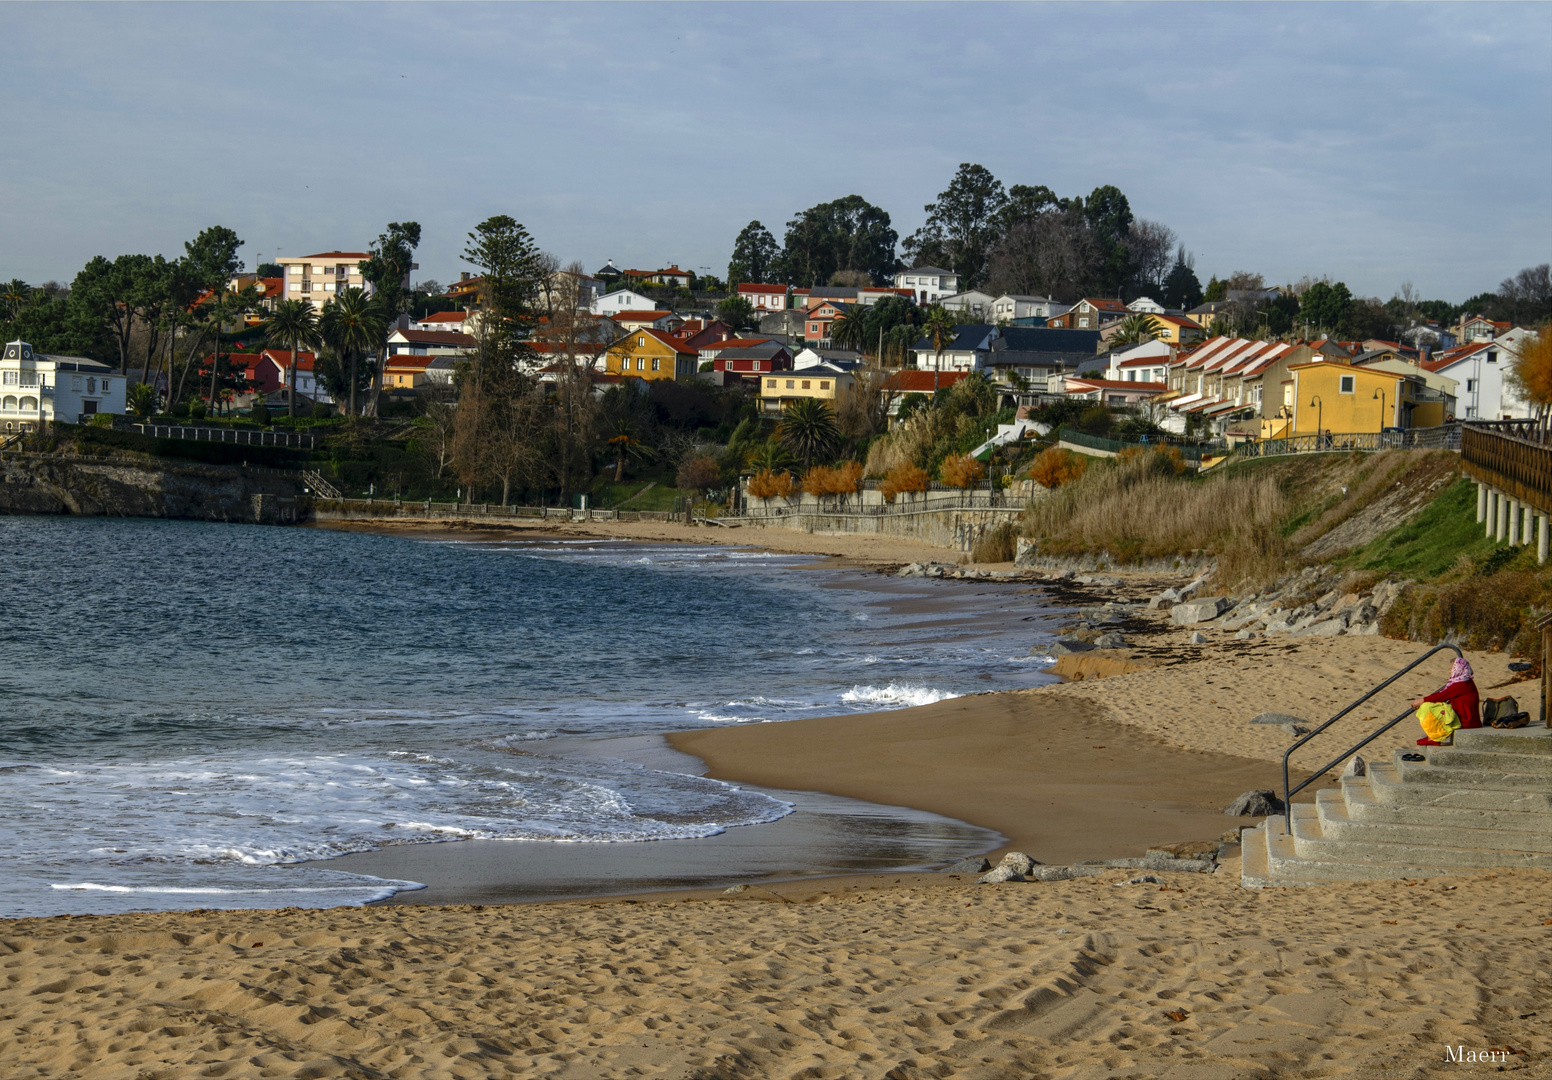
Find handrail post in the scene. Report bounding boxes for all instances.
[1281,643,1463,831]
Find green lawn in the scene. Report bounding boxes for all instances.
[588,476,686,512]
[1344,476,1506,579]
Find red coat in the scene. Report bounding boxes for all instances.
[1424,680,1480,728]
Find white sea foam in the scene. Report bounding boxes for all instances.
[840,683,960,708]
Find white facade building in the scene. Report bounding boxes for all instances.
[1102,338,1173,383]
[590,288,657,317]
[990,294,1061,322]
[1,340,124,432]
[1127,296,1165,314]
[276,251,372,314]
[939,290,997,318]
[892,266,959,305]
[1429,340,1529,420]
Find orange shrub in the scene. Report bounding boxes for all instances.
[746,469,795,499]
[1028,446,1087,488]
[801,461,865,497]
[879,462,930,502]
[939,453,986,489]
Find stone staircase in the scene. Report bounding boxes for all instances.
[1242,725,1552,886]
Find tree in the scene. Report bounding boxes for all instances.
[1109,313,1157,346]
[726,221,779,287]
[831,304,870,352]
[677,454,721,497]
[70,255,143,375]
[265,299,321,418]
[1083,185,1134,297]
[716,295,755,328]
[1125,219,1176,298]
[541,262,601,504]
[1203,275,1226,302]
[902,163,1009,289]
[357,222,422,416]
[412,398,458,480]
[998,184,1063,230]
[1505,323,1552,427]
[1300,281,1353,333]
[184,226,244,292]
[606,419,653,482]
[1489,265,1552,326]
[861,294,922,366]
[1162,247,1204,310]
[1,279,29,321]
[319,287,388,416]
[775,397,840,471]
[939,453,986,490]
[923,304,957,397]
[983,205,1098,302]
[779,195,897,286]
[126,382,157,417]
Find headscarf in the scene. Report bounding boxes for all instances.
[1443,657,1474,688]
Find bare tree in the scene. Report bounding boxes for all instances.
[1126,219,1176,295]
[416,398,457,480]
[983,208,1098,302]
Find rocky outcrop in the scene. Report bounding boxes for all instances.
[0,453,306,524]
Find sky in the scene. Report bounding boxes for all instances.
[2,2,1549,303]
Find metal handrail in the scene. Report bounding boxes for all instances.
[1281,643,1463,830]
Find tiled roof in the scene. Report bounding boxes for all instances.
[700,337,778,352]
[390,329,476,346]
[417,311,468,323]
[737,283,787,294]
[260,348,317,371]
[610,310,674,321]
[297,252,369,260]
[888,370,969,393]
[1067,378,1167,391]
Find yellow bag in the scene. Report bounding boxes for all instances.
[1417,701,1461,743]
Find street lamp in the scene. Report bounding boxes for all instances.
[1373,387,1386,433]
[1309,395,1322,445]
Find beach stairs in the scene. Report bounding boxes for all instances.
[1241,725,1552,887]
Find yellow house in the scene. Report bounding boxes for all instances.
[1144,314,1205,346]
[1289,361,1444,434]
[759,363,855,415]
[602,328,698,382]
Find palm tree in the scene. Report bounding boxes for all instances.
[744,439,793,475]
[775,397,839,472]
[923,304,957,399]
[1109,313,1157,346]
[319,287,387,416]
[264,299,320,419]
[606,419,652,482]
[831,304,869,353]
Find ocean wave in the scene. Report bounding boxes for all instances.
[840,683,960,708]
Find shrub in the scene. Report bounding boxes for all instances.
[251,400,270,426]
[1117,444,1188,476]
[940,453,986,489]
[189,401,208,420]
[677,454,721,495]
[972,521,1018,564]
[747,468,794,499]
[879,462,929,502]
[1028,446,1087,489]
[802,461,864,497]
[87,412,115,428]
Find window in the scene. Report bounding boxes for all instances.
[1487,351,1497,363]
[785,379,794,389]
[767,379,777,388]
[637,358,645,371]
[638,337,645,347]
[1466,378,1476,392]
[651,358,660,371]
[802,380,811,389]
[820,381,830,390]
[1339,375,1355,393]
[0,371,13,385]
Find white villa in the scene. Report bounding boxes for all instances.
[1,340,124,432]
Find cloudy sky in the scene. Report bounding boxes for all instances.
[3,2,1548,302]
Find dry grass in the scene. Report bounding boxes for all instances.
[1023,448,1288,585]
[939,453,986,489]
[1027,447,1087,488]
[971,522,1018,563]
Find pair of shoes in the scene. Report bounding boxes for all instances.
[1492,713,1530,729]
[1417,738,1443,746]
[1401,752,1426,761]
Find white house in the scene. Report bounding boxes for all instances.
[1127,296,1166,314]
[590,288,658,317]
[385,329,477,357]
[257,350,332,405]
[411,310,478,334]
[939,290,998,319]
[1102,338,1173,384]
[1424,339,1529,420]
[737,284,789,312]
[274,250,412,315]
[1,340,124,431]
[893,266,959,305]
[990,294,1061,322]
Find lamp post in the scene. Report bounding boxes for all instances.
[1309,395,1322,446]
[1373,387,1386,433]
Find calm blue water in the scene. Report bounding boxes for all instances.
[0,517,1058,917]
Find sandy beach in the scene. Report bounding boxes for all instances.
[7,520,1546,1077]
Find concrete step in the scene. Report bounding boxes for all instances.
[1240,821,1327,887]
[1316,789,1552,852]
[1289,805,1552,869]
[1253,817,1467,884]
[1338,774,1552,832]
[1393,749,1551,789]
[1454,726,1552,755]
[1423,746,1552,774]
[1365,761,1552,812]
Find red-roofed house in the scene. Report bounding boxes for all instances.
[737,284,789,312]
[1048,298,1129,331]
[257,349,330,404]
[412,310,477,334]
[622,265,692,287]
[603,329,699,383]
[1064,376,1167,404]
[611,310,681,332]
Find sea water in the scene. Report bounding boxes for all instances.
[0,517,1058,916]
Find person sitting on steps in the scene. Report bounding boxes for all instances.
[1412,657,1480,747]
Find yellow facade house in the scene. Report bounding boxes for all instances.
[1289,361,1445,435]
[603,329,698,383]
[758,363,855,415]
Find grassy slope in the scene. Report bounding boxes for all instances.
[1343,476,1504,579]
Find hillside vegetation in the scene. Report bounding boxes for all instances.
[1020,448,1549,654]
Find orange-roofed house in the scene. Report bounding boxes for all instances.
[1141,313,1206,346]
[738,283,789,312]
[603,329,699,383]
[257,349,330,404]
[804,301,850,346]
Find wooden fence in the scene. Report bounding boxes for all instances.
[1461,424,1552,515]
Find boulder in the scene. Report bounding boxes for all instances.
[1251,711,1309,726]
[1351,621,1381,636]
[897,563,922,577]
[996,851,1038,876]
[1179,577,1208,601]
[1188,631,1209,645]
[723,884,748,894]
[1233,629,1260,640]
[1224,789,1286,816]
[1294,617,1348,637]
[1170,597,1229,625]
[1283,723,1310,738]
[1093,631,1127,649]
[1147,587,1181,611]
[1028,865,1108,882]
[1046,638,1095,655]
[1341,755,1366,778]
[1116,874,1165,886]
[944,856,991,874]
[977,864,1026,884]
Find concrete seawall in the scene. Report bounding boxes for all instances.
[733,506,1027,551]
